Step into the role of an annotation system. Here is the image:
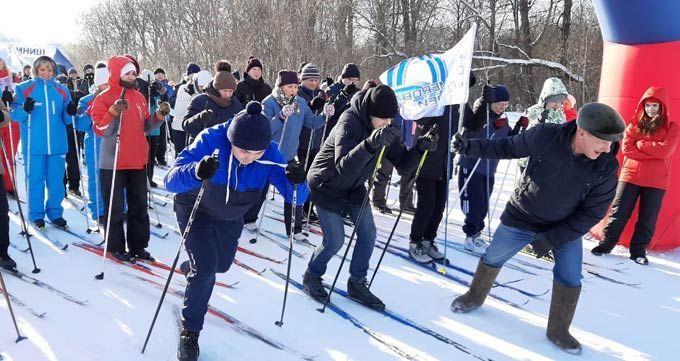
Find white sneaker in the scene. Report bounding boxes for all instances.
[409,242,433,263]
[293,233,308,243]
[423,240,445,260]
[244,222,258,233]
[464,235,490,254]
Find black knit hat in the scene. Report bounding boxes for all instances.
[186,63,200,76]
[154,68,165,75]
[246,57,263,73]
[341,63,360,79]
[83,64,94,73]
[576,102,626,142]
[228,102,272,151]
[367,85,399,118]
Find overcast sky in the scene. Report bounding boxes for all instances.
[1,0,102,44]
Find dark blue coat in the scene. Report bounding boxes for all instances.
[182,85,243,145]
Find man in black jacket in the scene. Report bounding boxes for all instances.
[303,85,437,310]
[233,57,272,104]
[449,102,625,354]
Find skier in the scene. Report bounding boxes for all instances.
[591,86,680,265]
[137,69,167,187]
[171,69,211,154]
[64,67,84,198]
[91,55,168,261]
[74,62,108,224]
[20,65,31,82]
[303,84,437,310]
[233,56,272,104]
[450,102,626,354]
[165,101,307,361]
[11,55,73,230]
[0,101,15,271]
[0,56,20,198]
[153,68,173,166]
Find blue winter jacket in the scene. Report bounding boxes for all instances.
[263,94,325,161]
[458,100,512,177]
[11,78,73,155]
[165,120,308,222]
[75,93,105,218]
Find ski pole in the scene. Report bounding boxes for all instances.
[90,134,102,234]
[96,89,127,281]
[485,103,492,244]
[275,183,297,327]
[0,269,26,342]
[145,162,163,229]
[318,145,386,313]
[4,100,17,183]
[303,116,322,231]
[442,105,461,275]
[0,138,39,273]
[71,116,93,231]
[141,149,218,354]
[369,129,436,287]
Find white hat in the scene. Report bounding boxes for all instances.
[120,62,136,77]
[94,66,109,87]
[139,69,154,82]
[567,94,576,107]
[193,70,211,87]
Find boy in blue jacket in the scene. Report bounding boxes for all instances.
[165,101,306,361]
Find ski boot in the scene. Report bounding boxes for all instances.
[303,271,328,303]
[177,329,200,361]
[347,278,385,311]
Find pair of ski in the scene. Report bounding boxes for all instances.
[270,270,495,361]
[8,213,70,252]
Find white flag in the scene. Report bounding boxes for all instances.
[379,24,477,120]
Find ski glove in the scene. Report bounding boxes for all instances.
[157,101,171,117]
[195,155,219,180]
[309,96,326,112]
[481,84,497,104]
[185,83,195,96]
[450,133,468,154]
[343,83,358,96]
[285,160,306,184]
[322,104,335,117]
[365,126,400,152]
[518,116,529,129]
[416,127,439,153]
[110,99,128,116]
[197,109,214,124]
[530,233,553,259]
[1,88,12,104]
[493,117,508,129]
[281,104,296,118]
[66,101,78,116]
[23,97,35,113]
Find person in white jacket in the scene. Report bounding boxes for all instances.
[171,70,211,154]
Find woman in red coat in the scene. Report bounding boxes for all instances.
[592,86,680,264]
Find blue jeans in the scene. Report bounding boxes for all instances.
[483,223,583,287]
[307,204,377,281]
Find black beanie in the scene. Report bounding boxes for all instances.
[367,85,399,118]
[246,57,263,73]
[228,102,272,151]
[154,68,165,75]
[341,63,360,79]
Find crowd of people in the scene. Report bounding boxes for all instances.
[0,51,677,360]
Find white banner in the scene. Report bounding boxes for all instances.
[379,24,477,120]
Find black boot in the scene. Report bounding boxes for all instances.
[0,254,17,272]
[590,241,615,256]
[303,270,328,302]
[177,329,200,361]
[546,280,582,355]
[52,217,68,229]
[130,249,155,261]
[347,278,385,310]
[33,219,46,231]
[451,260,501,313]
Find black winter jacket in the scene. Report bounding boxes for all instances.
[462,121,619,246]
[234,74,272,105]
[307,89,422,212]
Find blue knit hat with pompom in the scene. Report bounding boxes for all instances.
[227,101,272,151]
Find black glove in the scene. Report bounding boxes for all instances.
[197,109,214,124]
[309,95,326,112]
[150,81,166,97]
[481,84,497,104]
[66,101,78,116]
[1,88,13,104]
[365,126,400,152]
[342,83,358,96]
[195,155,219,180]
[323,77,334,88]
[185,83,195,96]
[530,233,554,259]
[450,133,468,154]
[23,97,35,113]
[285,160,306,184]
[417,125,439,152]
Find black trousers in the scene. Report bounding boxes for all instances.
[156,121,168,165]
[298,147,319,216]
[147,136,159,183]
[602,182,665,258]
[410,177,447,243]
[64,124,81,191]
[172,128,187,156]
[100,168,150,253]
[0,181,9,258]
[372,159,416,208]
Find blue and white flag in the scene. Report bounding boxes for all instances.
[380,24,477,120]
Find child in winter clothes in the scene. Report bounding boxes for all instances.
[11,56,75,229]
[171,70,211,154]
[0,56,20,197]
[183,63,242,145]
[74,63,108,224]
[91,55,168,261]
[592,86,680,265]
[0,102,16,271]
[303,84,437,310]
[165,101,306,361]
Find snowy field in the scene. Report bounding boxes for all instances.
[1,151,679,361]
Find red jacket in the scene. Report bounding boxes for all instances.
[564,108,577,122]
[91,56,161,170]
[620,86,680,190]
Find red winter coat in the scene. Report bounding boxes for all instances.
[91,56,162,170]
[620,86,680,190]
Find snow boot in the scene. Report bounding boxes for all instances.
[52,217,68,229]
[177,329,200,361]
[347,278,385,311]
[631,255,649,265]
[464,233,490,253]
[408,242,433,263]
[68,188,82,198]
[33,219,46,231]
[374,204,393,215]
[546,280,582,355]
[451,260,501,313]
[244,222,258,233]
[0,254,17,272]
[130,249,155,261]
[590,242,615,256]
[423,240,445,261]
[303,270,328,303]
[111,251,133,263]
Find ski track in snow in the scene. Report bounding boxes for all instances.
[0,158,677,361]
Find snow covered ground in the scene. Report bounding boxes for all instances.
[1,155,679,361]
